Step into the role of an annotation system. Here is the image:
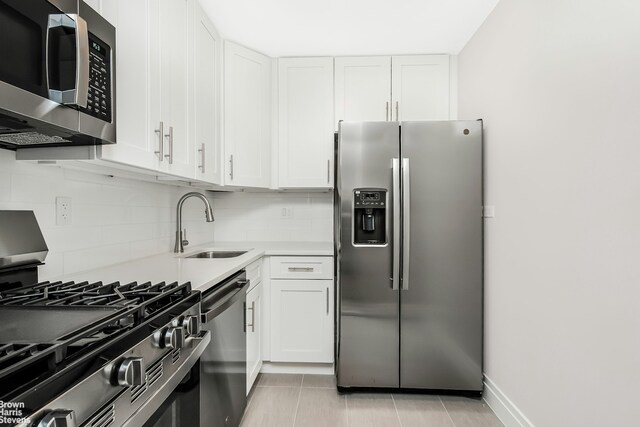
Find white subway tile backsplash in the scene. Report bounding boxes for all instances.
[0,173,10,202]
[0,149,215,281]
[74,204,131,226]
[210,191,333,243]
[43,227,103,252]
[0,148,331,282]
[101,223,154,245]
[131,238,172,258]
[63,243,132,275]
[11,172,61,203]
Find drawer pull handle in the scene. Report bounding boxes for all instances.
[288,267,314,272]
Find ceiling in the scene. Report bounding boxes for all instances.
[200,0,500,57]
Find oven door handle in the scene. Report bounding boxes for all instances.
[121,331,211,427]
[201,279,249,323]
[46,13,90,107]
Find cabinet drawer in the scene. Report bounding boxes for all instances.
[246,259,263,292]
[270,257,333,280]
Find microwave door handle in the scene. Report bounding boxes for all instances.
[46,14,90,107]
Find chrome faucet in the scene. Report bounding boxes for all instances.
[175,192,214,253]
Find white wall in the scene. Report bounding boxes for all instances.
[458,1,640,426]
[210,191,333,242]
[0,149,215,281]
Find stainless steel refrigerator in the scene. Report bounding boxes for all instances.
[335,120,483,392]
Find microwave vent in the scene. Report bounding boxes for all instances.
[0,132,72,146]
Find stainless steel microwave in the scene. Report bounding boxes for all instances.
[0,0,116,149]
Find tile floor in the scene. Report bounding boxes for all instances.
[240,374,504,427]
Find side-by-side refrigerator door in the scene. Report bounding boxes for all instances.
[337,121,400,388]
[400,121,483,391]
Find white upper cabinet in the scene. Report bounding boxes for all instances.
[99,0,195,177]
[156,0,193,177]
[278,57,334,189]
[391,55,450,121]
[334,55,451,125]
[224,41,272,188]
[334,56,391,129]
[191,1,222,184]
[98,0,161,171]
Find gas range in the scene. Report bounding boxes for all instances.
[0,279,210,427]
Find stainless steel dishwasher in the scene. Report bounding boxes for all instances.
[200,270,249,427]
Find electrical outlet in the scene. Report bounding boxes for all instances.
[281,207,293,218]
[56,197,72,226]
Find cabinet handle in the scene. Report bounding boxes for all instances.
[164,126,174,164]
[154,121,164,161]
[247,301,255,332]
[229,155,234,180]
[326,287,329,315]
[327,159,330,184]
[198,143,205,173]
[386,102,389,121]
[288,267,313,272]
[395,101,399,121]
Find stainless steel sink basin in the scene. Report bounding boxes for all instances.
[185,250,248,259]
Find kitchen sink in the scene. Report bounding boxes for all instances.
[184,250,248,259]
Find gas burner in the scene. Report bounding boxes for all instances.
[0,279,203,424]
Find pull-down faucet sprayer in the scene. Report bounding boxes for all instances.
[175,192,214,253]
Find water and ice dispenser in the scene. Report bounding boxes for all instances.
[353,189,387,245]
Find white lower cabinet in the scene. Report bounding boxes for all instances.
[270,279,333,363]
[246,280,263,393]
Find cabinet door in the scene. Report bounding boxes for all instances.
[192,2,222,184]
[224,41,271,188]
[335,56,391,129]
[391,55,450,121]
[246,282,263,393]
[278,57,334,188]
[270,279,333,363]
[158,0,193,177]
[98,0,161,170]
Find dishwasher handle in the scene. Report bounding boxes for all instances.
[201,278,249,323]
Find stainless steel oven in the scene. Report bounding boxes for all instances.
[141,363,202,427]
[0,0,116,149]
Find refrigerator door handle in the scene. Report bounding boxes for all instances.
[401,158,411,290]
[392,158,401,290]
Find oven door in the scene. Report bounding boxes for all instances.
[141,362,202,427]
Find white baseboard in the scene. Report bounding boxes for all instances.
[260,361,334,375]
[484,375,535,427]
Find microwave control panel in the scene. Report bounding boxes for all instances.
[79,34,112,122]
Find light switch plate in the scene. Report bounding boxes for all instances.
[56,196,72,225]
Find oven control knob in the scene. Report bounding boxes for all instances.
[164,326,185,349]
[117,357,145,387]
[38,409,76,427]
[182,315,200,336]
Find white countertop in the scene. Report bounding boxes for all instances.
[59,241,333,293]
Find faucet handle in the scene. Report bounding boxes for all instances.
[182,229,189,247]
